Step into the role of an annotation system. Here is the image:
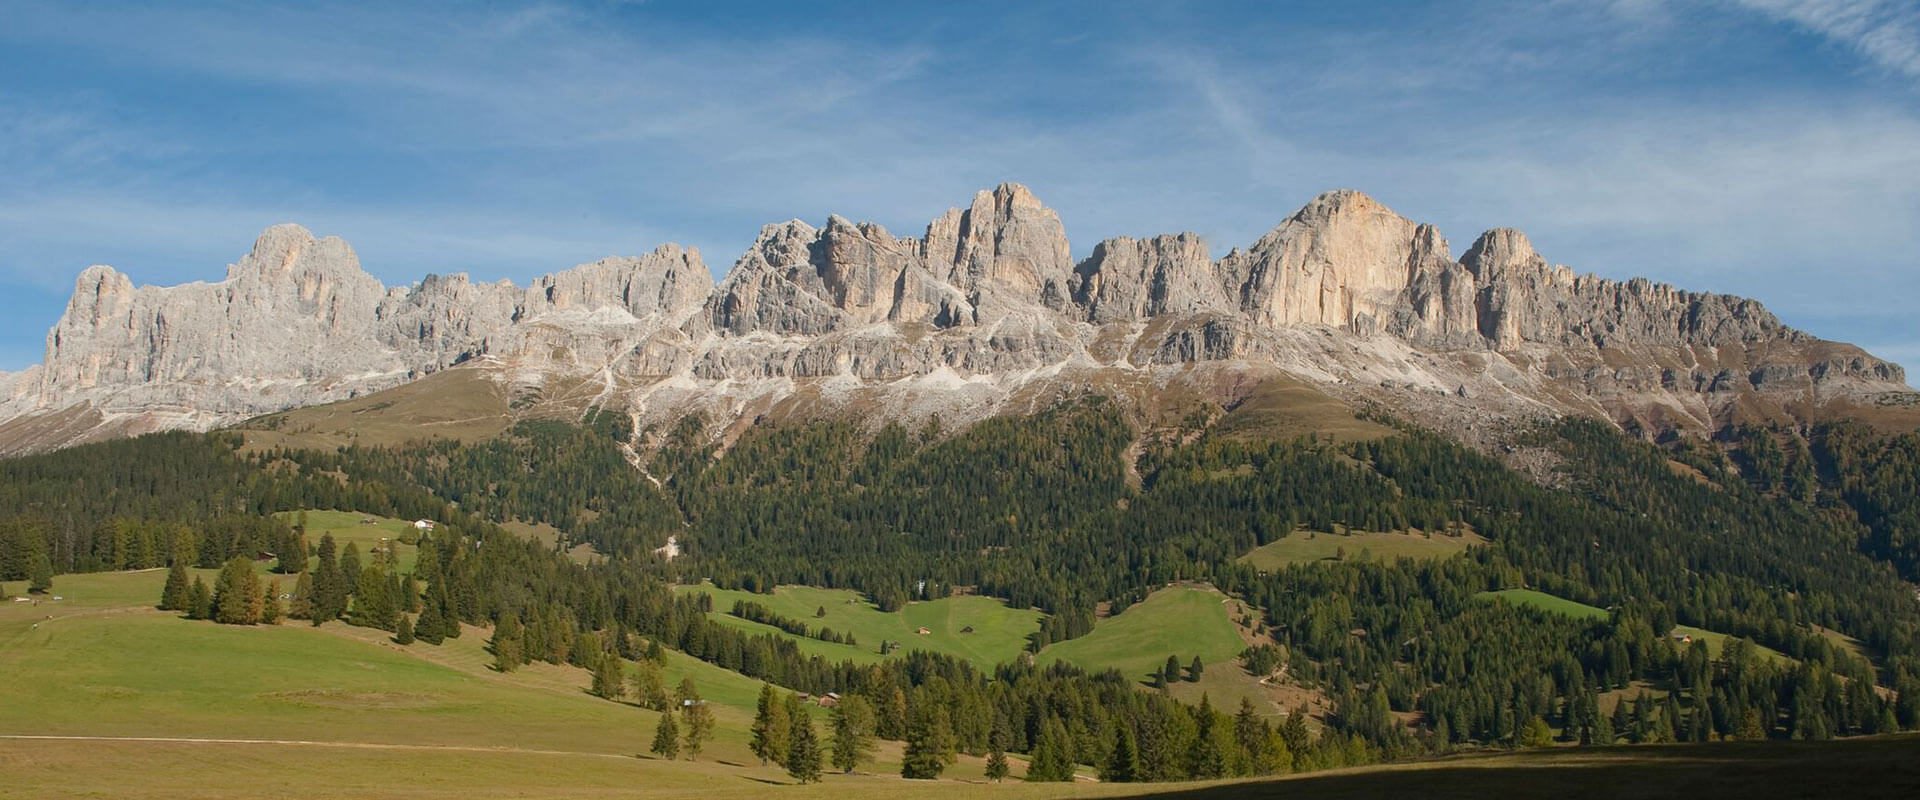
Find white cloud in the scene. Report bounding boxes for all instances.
[1732,0,1920,80]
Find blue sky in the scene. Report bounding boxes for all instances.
[2,0,1917,374]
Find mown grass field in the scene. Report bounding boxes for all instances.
[1037,585,1247,684]
[1474,589,1610,621]
[673,582,1042,668]
[1240,529,1485,571]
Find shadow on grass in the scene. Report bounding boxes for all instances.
[1112,736,1920,800]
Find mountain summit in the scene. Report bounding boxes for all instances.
[0,184,1908,454]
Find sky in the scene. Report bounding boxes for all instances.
[1,0,1917,374]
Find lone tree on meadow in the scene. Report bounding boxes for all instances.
[650,710,680,759]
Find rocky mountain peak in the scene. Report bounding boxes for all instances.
[0,184,1909,456]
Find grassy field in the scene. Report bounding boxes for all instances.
[275,509,422,572]
[1038,585,1247,684]
[0,568,1054,796]
[5,572,1916,798]
[1240,528,1485,571]
[672,582,1042,669]
[1474,589,1610,622]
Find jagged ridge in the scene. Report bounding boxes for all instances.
[0,184,1907,454]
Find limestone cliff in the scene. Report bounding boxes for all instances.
[0,183,1907,455]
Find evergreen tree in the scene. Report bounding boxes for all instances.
[27,549,52,594]
[211,556,262,624]
[491,615,524,672]
[339,542,362,597]
[785,695,823,783]
[348,564,398,631]
[261,579,282,624]
[1026,718,1074,782]
[287,570,313,621]
[591,654,625,700]
[400,573,421,613]
[985,747,1010,782]
[1102,724,1140,782]
[829,694,876,773]
[187,577,212,620]
[311,533,341,623]
[629,657,668,710]
[1188,655,1205,682]
[276,533,307,574]
[414,596,445,644]
[750,684,791,765]
[650,710,680,759]
[1163,655,1182,686]
[395,614,416,644]
[681,679,714,759]
[159,561,189,610]
[901,704,950,779]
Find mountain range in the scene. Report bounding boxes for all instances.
[1,183,1911,456]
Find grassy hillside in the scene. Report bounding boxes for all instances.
[0,569,1049,797]
[672,582,1042,668]
[1038,585,1246,684]
[1240,528,1484,571]
[274,510,421,572]
[1474,589,1609,621]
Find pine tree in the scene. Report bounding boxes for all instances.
[348,565,398,631]
[750,684,791,765]
[985,747,1009,782]
[681,679,714,759]
[339,542,362,597]
[159,561,190,611]
[785,696,823,784]
[395,614,415,644]
[591,654,625,700]
[261,579,282,624]
[311,532,341,623]
[212,556,262,625]
[1163,655,1183,686]
[414,595,445,644]
[400,573,421,613]
[1188,655,1205,682]
[288,570,313,620]
[650,711,680,759]
[1103,724,1140,782]
[187,577,213,620]
[901,704,949,779]
[491,615,524,672]
[1027,718,1073,782]
[27,549,52,595]
[629,657,668,710]
[829,694,876,773]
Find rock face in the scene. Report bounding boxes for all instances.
[0,183,1908,455]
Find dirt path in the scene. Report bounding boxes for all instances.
[0,733,637,761]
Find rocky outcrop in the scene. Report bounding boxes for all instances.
[0,183,1908,455]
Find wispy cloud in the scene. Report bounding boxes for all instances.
[1732,0,1920,80]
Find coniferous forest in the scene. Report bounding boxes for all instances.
[3,401,1919,783]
